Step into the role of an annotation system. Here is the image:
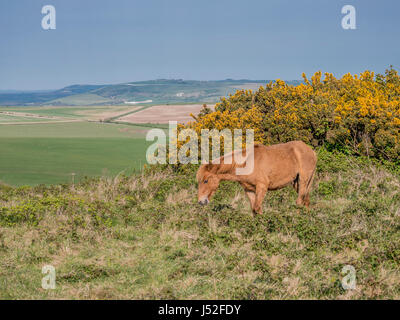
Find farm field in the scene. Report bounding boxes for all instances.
[0,103,202,186]
[0,121,154,186]
[117,104,214,124]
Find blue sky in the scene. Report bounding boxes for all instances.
[1,0,399,90]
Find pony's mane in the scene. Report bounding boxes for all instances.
[196,144,261,181]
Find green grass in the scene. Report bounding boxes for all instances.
[0,149,399,299]
[0,122,152,186]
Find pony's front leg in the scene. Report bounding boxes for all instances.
[244,190,256,213]
[253,184,268,215]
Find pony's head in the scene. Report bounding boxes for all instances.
[196,164,220,206]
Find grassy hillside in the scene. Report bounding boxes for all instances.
[45,93,113,106]
[0,149,399,299]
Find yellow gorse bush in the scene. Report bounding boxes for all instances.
[189,106,263,141]
[184,67,400,163]
[176,104,263,160]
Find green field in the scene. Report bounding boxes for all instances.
[0,121,153,186]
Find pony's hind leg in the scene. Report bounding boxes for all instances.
[292,174,299,193]
[296,181,306,206]
[303,168,316,207]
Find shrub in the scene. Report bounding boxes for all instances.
[184,67,400,164]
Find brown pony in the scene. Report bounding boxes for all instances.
[196,141,317,215]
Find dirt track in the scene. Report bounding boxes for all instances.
[0,120,84,125]
[0,111,63,119]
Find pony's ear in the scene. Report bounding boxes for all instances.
[196,163,214,182]
[196,164,207,182]
[206,163,219,175]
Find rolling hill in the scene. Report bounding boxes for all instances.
[0,79,301,106]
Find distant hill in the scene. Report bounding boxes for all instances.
[0,79,302,106]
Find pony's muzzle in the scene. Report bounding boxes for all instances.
[198,199,209,206]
